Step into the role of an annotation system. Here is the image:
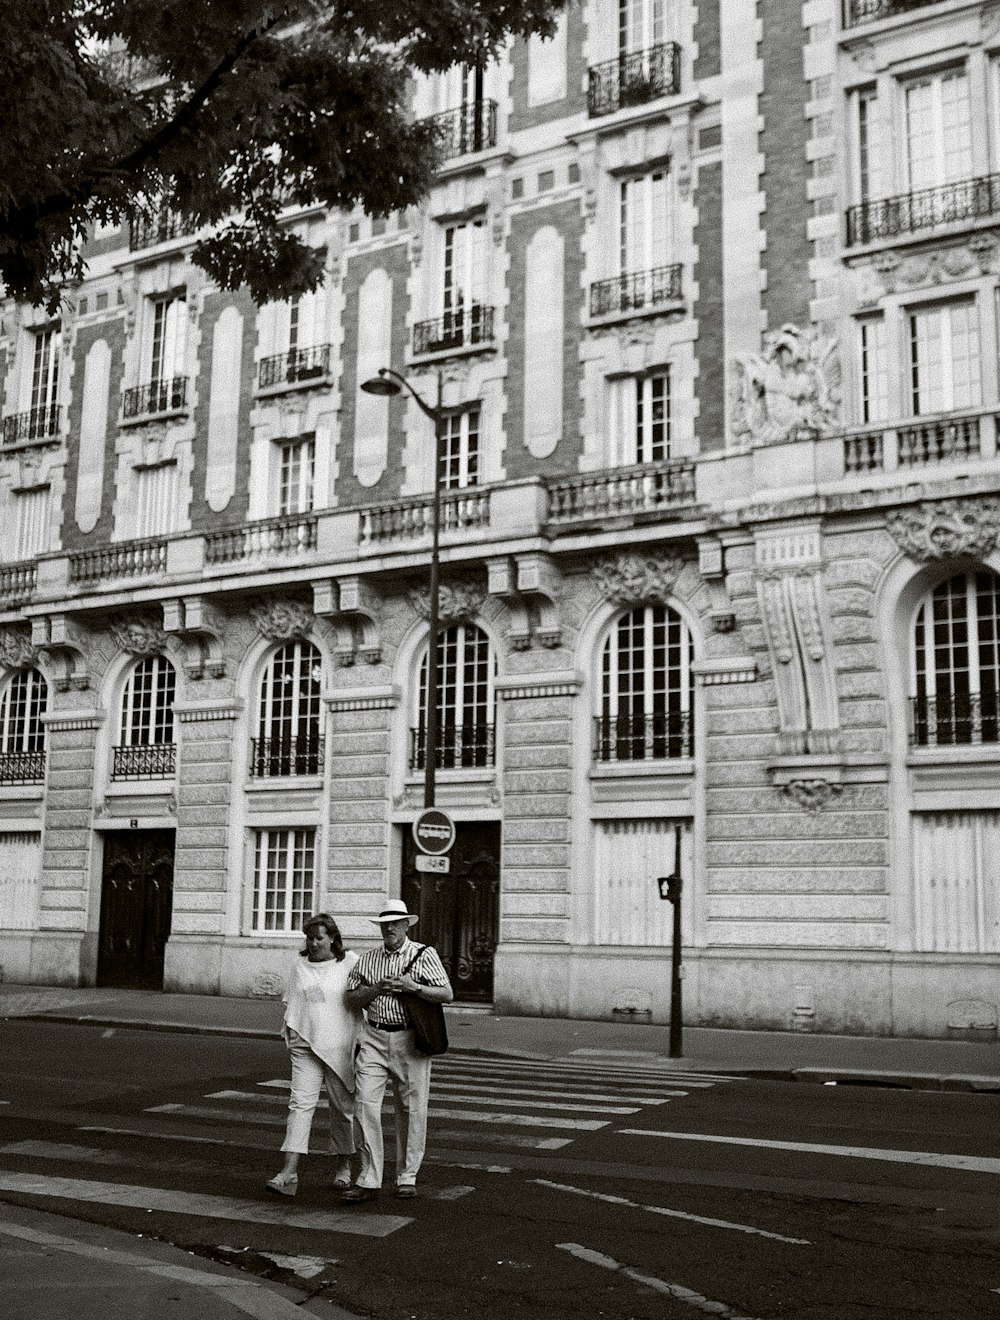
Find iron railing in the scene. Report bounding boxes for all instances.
[593,712,694,762]
[129,209,195,250]
[0,749,46,785]
[910,693,1000,748]
[846,174,1000,246]
[0,562,37,606]
[69,538,167,584]
[250,736,324,778]
[546,459,696,524]
[590,264,683,317]
[112,743,176,780]
[844,0,939,27]
[2,404,62,445]
[122,376,188,420]
[412,306,495,356]
[204,513,317,565]
[257,344,332,390]
[425,99,498,160]
[588,41,681,118]
[359,488,489,544]
[409,722,496,770]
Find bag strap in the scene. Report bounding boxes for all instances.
[400,944,427,979]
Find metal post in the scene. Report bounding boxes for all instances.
[668,823,683,1058]
[423,371,444,809]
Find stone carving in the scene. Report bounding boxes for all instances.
[110,615,167,656]
[0,630,38,671]
[251,600,314,640]
[409,583,485,625]
[591,553,684,606]
[867,235,1000,298]
[886,499,1000,562]
[731,324,840,448]
[783,778,843,813]
[249,971,284,999]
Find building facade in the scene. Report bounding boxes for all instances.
[0,0,997,1037]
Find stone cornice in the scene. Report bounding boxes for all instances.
[495,670,583,700]
[325,684,401,712]
[691,657,757,686]
[41,709,105,732]
[173,700,244,724]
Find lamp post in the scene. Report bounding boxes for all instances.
[359,367,443,808]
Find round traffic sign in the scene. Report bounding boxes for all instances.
[412,808,455,856]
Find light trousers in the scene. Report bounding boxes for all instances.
[353,1021,432,1189]
[281,1029,356,1156]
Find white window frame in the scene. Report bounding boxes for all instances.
[256,641,323,773]
[416,623,496,769]
[0,670,47,754]
[145,292,187,385]
[27,326,61,415]
[858,316,890,425]
[912,570,1000,746]
[440,408,480,490]
[599,605,694,760]
[902,66,972,194]
[133,462,180,538]
[619,169,673,276]
[277,436,316,515]
[619,0,667,55]
[250,826,317,933]
[442,218,487,319]
[120,655,176,747]
[13,485,52,560]
[908,299,981,416]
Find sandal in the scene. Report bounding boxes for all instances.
[332,1156,353,1189]
[265,1173,298,1198]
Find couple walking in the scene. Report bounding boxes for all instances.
[266,899,452,1202]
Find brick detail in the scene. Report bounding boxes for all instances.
[61,316,125,548]
[693,159,725,453]
[694,0,722,80]
[508,4,587,134]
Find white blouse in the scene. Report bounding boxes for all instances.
[282,950,360,1090]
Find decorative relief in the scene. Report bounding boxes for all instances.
[731,323,840,448]
[783,778,843,813]
[251,600,314,640]
[591,553,684,606]
[408,583,485,626]
[866,234,999,298]
[110,615,167,656]
[0,630,38,671]
[886,499,1000,563]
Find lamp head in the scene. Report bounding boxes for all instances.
[360,371,400,398]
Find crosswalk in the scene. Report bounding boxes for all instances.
[0,1050,739,1239]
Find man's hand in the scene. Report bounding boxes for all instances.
[381,974,418,993]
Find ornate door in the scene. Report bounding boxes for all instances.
[402,821,500,1002]
[97,830,175,989]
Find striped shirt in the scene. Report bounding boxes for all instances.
[347,938,450,1027]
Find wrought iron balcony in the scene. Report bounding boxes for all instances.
[112,743,176,780]
[846,174,1000,246]
[0,749,46,785]
[257,344,331,391]
[844,0,939,27]
[2,404,61,446]
[359,488,489,544]
[409,722,495,771]
[69,538,167,585]
[122,376,188,420]
[129,209,196,250]
[589,265,682,318]
[593,712,693,762]
[909,693,1000,748]
[547,459,696,525]
[425,99,498,161]
[588,42,681,118]
[412,306,495,356]
[204,512,317,565]
[250,736,324,778]
[0,562,36,606]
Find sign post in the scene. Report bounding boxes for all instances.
[412,808,455,874]
[657,823,684,1059]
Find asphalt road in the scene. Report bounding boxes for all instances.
[0,1019,997,1320]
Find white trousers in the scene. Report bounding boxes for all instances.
[281,1029,356,1156]
[354,1021,432,1189]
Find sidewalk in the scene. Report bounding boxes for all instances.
[2,982,998,1091]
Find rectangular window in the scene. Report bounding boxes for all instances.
[134,462,180,537]
[857,87,882,202]
[443,219,486,320]
[910,301,981,415]
[859,317,889,423]
[619,170,672,275]
[251,827,316,933]
[13,487,51,560]
[527,11,568,106]
[905,68,972,193]
[440,408,480,490]
[148,293,187,383]
[619,0,666,55]
[30,328,60,413]
[278,437,316,515]
[610,370,672,464]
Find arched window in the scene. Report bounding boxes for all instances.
[414,623,496,769]
[254,641,323,776]
[911,570,1000,747]
[596,605,694,761]
[0,669,47,784]
[115,655,176,780]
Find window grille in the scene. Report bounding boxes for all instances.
[596,605,694,760]
[414,623,496,769]
[251,827,316,932]
[912,571,1000,746]
[120,655,176,747]
[254,641,323,776]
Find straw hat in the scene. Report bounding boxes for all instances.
[370,898,419,928]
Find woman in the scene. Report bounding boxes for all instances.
[266,913,359,1197]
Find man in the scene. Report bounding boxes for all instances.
[342,898,453,1202]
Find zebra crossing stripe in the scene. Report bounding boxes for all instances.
[205,1088,640,1117]
[259,1077,675,1104]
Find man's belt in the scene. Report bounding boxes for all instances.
[367,1018,407,1032]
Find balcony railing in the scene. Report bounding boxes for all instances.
[843,430,886,474]
[842,411,988,474]
[122,376,188,420]
[425,99,498,161]
[129,209,196,250]
[846,174,1000,246]
[412,306,495,356]
[69,538,167,585]
[409,722,495,770]
[910,693,1000,748]
[588,42,681,118]
[0,562,37,607]
[205,513,318,566]
[0,749,46,785]
[257,344,332,391]
[250,736,324,778]
[546,459,696,525]
[593,712,694,762]
[2,404,61,446]
[112,743,176,781]
[844,0,939,27]
[589,265,682,318]
[359,488,489,545]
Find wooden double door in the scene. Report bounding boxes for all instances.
[402,821,500,1003]
[97,829,175,989]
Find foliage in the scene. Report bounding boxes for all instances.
[0,0,565,309]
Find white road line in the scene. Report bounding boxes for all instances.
[535,1179,810,1244]
[439,1059,719,1085]
[0,1172,411,1236]
[259,1077,675,1104]
[3,1140,122,1164]
[429,1107,608,1130]
[619,1129,1000,1176]
[557,1242,766,1320]
[432,1127,571,1150]
[206,1088,639,1117]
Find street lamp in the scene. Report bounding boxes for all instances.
[359,367,443,809]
